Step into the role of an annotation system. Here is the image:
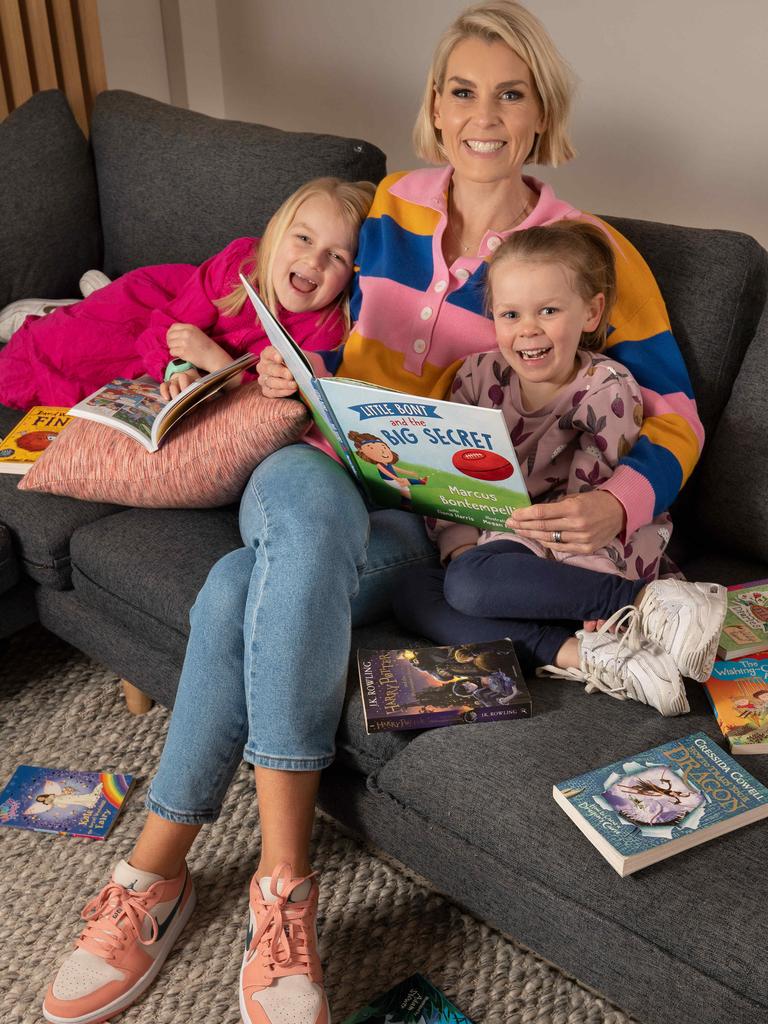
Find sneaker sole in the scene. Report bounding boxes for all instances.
[671,584,728,682]
[42,885,196,1024]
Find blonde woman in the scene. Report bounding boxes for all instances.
[45,5,704,1024]
[0,177,373,409]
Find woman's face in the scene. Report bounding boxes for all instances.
[433,37,545,186]
[271,194,356,314]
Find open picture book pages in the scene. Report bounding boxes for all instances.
[553,732,768,877]
[0,766,134,840]
[239,274,357,472]
[323,378,530,527]
[717,579,768,660]
[342,972,474,1024]
[68,353,256,453]
[0,406,72,474]
[357,638,530,733]
[703,653,768,754]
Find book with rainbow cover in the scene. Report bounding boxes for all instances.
[0,765,134,839]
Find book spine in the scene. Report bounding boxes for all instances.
[474,701,532,722]
[312,380,361,480]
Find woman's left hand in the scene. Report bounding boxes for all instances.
[506,490,626,554]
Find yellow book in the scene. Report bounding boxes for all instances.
[0,406,73,475]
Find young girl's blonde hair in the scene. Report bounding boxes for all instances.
[486,221,617,351]
[216,177,375,329]
[413,1,576,168]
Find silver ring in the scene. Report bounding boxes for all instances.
[551,530,562,544]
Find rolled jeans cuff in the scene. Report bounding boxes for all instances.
[145,788,224,826]
[243,747,335,772]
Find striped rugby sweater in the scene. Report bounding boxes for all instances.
[328,166,703,538]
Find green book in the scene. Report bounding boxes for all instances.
[342,974,473,1024]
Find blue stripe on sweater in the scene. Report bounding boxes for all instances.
[607,331,694,399]
[445,263,489,316]
[619,436,684,516]
[354,215,434,293]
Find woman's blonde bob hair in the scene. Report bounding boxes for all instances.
[217,177,375,329]
[413,1,576,168]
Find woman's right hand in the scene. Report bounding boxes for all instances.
[257,347,298,398]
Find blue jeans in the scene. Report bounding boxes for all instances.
[146,443,438,824]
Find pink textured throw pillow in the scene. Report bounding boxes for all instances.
[19,382,309,507]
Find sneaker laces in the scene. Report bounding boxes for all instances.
[537,605,643,689]
[245,864,315,980]
[76,882,158,960]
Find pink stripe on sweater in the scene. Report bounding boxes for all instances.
[600,464,657,539]
[354,276,498,369]
[639,387,706,448]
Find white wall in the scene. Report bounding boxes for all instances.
[99,0,768,245]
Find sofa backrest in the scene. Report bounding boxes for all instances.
[0,91,102,308]
[90,91,387,276]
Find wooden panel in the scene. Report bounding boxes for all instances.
[0,0,33,107]
[49,0,87,132]
[0,65,9,119]
[75,0,106,109]
[26,0,58,91]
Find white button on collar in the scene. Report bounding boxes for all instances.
[434,280,447,293]
[413,338,427,353]
[487,236,502,251]
[420,306,433,320]
[455,268,470,281]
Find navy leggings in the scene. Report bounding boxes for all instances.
[395,540,644,674]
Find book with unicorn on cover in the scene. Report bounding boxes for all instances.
[0,765,134,839]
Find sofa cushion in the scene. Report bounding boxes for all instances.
[20,382,309,508]
[91,91,387,275]
[69,505,242,638]
[694,304,768,563]
[604,218,767,439]
[0,523,19,593]
[362,678,768,1024]
[0,403,121,588]
[0,91,102,308]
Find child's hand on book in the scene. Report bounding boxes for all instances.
[256,347,299,398]
[166,323,223,371]
[160,368,201,401]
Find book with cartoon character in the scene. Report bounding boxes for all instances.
[717,579,768,660]
[703,653,768,754]
[0,766,134,839]
[342,973,474,1024]
[553,732,768,876]
[241,276,531,531]
[0,406,72,474]
[357,638,530,733]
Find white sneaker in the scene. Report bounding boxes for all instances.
[538,608,690,717]
[636,579,727,681]
[0,297,78,341]
[79,270,112,298]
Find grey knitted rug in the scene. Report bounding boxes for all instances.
[0,629,638,1024]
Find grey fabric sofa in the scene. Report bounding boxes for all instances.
[2,89,767,1024]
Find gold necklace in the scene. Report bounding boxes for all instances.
[451,194,531,254]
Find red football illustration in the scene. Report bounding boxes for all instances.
[452,448,514,481]
[16,430,58,452]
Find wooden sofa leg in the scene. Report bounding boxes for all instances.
[121,679,153,715]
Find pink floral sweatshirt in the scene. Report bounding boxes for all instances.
[432,349,673,581]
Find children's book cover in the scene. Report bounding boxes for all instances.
[357,638,530,733]
[0,406,72,474]
[342,973,474,1024]
[242,275,531,531]
[703,654,768,753]
[0,766,134,839]
[553,732,768,876]
[717,579,768,660]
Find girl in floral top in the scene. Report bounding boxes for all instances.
[398,222,727,716]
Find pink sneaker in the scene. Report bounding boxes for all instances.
[239,863,329,1024]
[43,860,195,1024]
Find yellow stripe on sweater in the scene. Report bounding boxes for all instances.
[641,414,700,484]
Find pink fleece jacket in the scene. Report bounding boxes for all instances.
[0,237,346,409]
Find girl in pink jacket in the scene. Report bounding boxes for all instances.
[0,177,374,409]
[398,222,727,717]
